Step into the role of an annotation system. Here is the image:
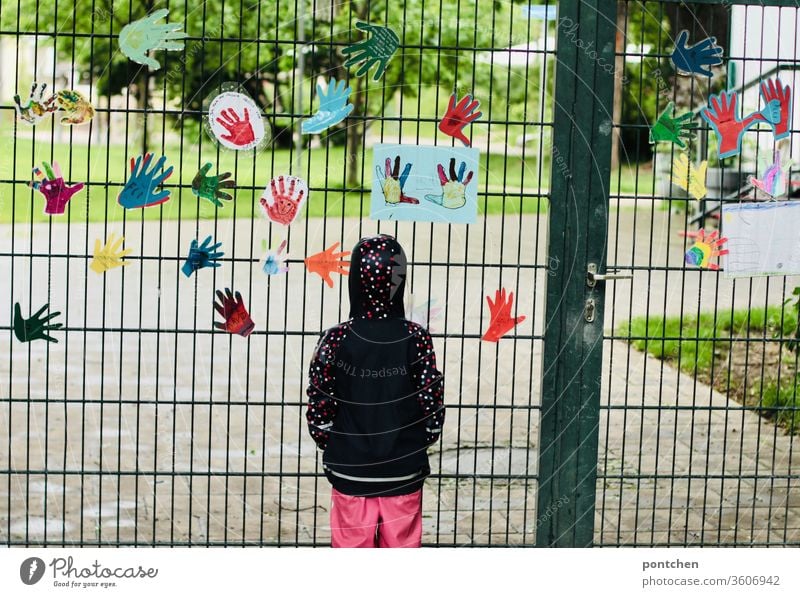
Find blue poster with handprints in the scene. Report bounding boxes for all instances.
[370,144,480,223]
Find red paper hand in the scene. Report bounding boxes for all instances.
[259,175,306,225]
[438,92,482,147]
[216,107,255,146]
[213,288,255,337]
[759,77,792,140]
[305,242,351,288]
[700,90,769,159]
[482,288,525,343]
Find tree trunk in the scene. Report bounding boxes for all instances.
[611,1,627,173]
[346,74,365,188]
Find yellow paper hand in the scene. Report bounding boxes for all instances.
[672,154,708,200]
[90,234,132,274]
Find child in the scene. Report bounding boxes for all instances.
[305,234,445,548]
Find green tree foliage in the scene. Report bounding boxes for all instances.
[10,0,534,185]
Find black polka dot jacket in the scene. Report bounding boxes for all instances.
[305,235,445,497]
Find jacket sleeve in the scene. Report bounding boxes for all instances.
[409,324,445,446]
[305,326,346,450]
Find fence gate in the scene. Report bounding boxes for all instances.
[0,0,554,546]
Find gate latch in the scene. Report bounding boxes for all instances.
[586,263,633,288]
[584,298,595,322]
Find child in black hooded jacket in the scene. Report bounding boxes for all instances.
[305,234,445,548]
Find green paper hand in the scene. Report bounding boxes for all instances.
[13,302,62,343]
[343,21,400,81]
[650,101,696,148]
[191,163,235,208]
[119,8,187,71]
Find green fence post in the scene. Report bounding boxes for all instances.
[536,0,617,547]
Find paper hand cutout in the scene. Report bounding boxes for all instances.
[342,21,400,81]
[482,289,525,343]
[438,93,483,147]
[14,82,57,124]
[700,90,778,159]
[424,158,475,209]
[305,242,351,288]
[649,101,696,149]
[759,77,793,140]
[670,30,724,77]
[118,152,174,209]
[213,288,255,337]
[408,295,444,333]
[259,175,308,225]
[90,233,132,274]
[375,156,419,204]
[684,229,728,270]
[54,89,95,125]
[13,302,62,344]
[671,154,708,200]
[182,236,224,278]
[301,78,354,134]
[215,107,255,147]
[119,8,187,70]
[749,150,791,198]
[192,163,235,207]
[263,239,289,276]
[30,161,85,215]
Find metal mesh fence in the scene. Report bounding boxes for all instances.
[0,0,553,546]
[601,0,800,546]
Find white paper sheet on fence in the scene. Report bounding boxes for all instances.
[721,200,800,277]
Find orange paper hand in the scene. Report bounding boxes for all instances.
[304,242,351,288]
[482,288,525,342]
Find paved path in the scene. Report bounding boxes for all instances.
[0,209,797,545]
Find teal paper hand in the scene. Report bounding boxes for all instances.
[342,21,400,81]
[181,236,224,277]
[119,9,187,71]
[649,101,696,148]
[192,163,235,208]
[13,302,62,343]
[118,152,174,209]
[301,78,354,134]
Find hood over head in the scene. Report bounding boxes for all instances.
[348,235,407,319]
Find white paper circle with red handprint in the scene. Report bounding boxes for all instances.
[259,175,309,226]
[207,91,268,151]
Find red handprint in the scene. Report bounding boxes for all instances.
[259,175,307,226]
[759,77,792,140]
[700,90,771,159]
[216,107,255,146]
[305,242,351,288]
[482,288,525,343]
[438,92,483,147]
[213,288,255,337]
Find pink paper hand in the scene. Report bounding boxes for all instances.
[30,161,85,215]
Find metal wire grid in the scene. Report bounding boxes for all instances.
[601,0,800,546]
[0,1,554,546]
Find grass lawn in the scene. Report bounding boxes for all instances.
[618,306,800,433]
[0,118,552,224]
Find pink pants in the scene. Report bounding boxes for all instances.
[330,488,423,548]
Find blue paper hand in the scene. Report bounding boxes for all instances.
[119,8,187,71]
[671,30,723,77]
[118,152,174,209]
[181,236,224,277]
[301,78,354,134]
